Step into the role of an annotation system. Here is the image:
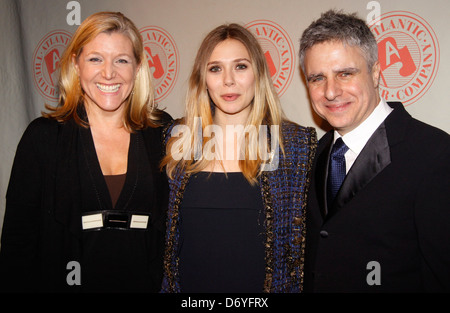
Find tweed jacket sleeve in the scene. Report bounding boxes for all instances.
[261,121,317,292]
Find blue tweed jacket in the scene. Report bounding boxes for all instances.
[161,121,317,292]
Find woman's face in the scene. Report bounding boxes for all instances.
[74,32,139,116]
[206,39,256,124]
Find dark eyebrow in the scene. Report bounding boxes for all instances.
[306,73,323,82]
[335,67,360,74]
[307,67,361,82]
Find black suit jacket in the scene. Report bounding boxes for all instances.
[304,102,450,292]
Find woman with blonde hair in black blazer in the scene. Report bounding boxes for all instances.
[0,11,171,292]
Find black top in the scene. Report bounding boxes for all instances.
[104,173,126,208]
[0,114,170,292]
[78,127,161,292]
[179,172,266,293]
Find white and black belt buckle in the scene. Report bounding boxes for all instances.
[82,211,149,231]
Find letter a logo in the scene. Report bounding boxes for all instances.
[366,261,381,286]
[66,261,81,286]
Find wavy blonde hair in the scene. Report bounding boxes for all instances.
[44,11,162,130]
[162,23,285,184]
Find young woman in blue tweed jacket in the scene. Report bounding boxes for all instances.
[160,23,316,293]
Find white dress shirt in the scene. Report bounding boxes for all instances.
[333,99,393,174]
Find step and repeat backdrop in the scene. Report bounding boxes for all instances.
[0,0,448,232]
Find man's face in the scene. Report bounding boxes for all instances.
[304,41,381,135]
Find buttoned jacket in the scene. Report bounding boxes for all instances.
[304,102,450,292]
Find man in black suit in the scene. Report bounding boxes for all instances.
[299,10,450,292]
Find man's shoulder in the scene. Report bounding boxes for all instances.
[409,117,449,140]
[317,130,333,149]
[387,101,448,137]
[389,102,449,143]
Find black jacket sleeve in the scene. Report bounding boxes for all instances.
[0,117,56,292]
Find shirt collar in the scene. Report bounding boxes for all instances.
[334,98,393,155]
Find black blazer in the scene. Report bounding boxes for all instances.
[304,102,450,292]
[0,113,171,292]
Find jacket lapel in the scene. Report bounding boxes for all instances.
[54,119,83,239]
[327,122,391,219]
[314,132,333,218]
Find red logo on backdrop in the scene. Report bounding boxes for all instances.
[245,20,295,97]
[33,30,72,102]
[140,26,179,102]
[370,11,439,106]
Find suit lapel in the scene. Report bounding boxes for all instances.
[327,122,391,219]
[314,132,333,218]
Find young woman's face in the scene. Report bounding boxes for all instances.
[206,39,256,124]
[74,32,139,116]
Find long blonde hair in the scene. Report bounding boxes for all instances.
[44,11,162,130]
[162,23,285,184]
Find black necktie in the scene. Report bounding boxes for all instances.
[327,137,349,205]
